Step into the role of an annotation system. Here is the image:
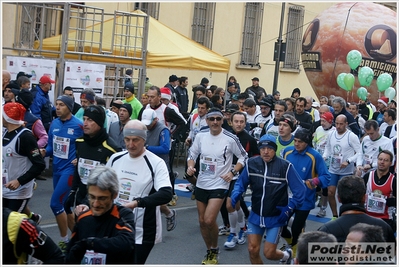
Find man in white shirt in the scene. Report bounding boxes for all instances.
[186,108,248,265]
[106,120,173,264]
[323,114,362,219]
[357,119,394,177]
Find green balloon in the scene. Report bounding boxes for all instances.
[358,66,374,86]
[356,87,368,101]
[377,73,393,92]
[344,73,355,91]
[384,87,396,102]
[346,50,362,70]
[337,73,347,91]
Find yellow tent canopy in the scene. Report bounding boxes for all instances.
[33,10,230,73]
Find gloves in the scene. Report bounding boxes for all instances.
[64,190,76,213]
[276,206,293,225]
[305,177,320,190]
[66,240,87,263]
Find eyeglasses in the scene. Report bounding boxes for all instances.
[207,117,222,121]
[88,194,110,202]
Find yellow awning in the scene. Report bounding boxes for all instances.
[33,10,230,73]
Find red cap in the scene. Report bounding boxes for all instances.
[321,112,334,124]
[39,75,55,84]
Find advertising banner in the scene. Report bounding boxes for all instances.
[6,56,57,102]
[64,62,105,104]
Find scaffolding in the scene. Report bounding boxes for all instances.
[3,2,149,104]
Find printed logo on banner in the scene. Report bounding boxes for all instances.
[67,66,70,72]
[80,75,90,86]
[22,61,27,67]
[77,66,81,72]
[9,61,14,66]
[96,78,103,83]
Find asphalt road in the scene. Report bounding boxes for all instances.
[30,164,335,265]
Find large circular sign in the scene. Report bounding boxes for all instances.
[302,2,397,104]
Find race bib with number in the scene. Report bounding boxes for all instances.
[53,136,70,159]
[364,154,372,165]
[200,157,216,176]
[2,169,8,185]
[366,193,386,214]
[331,154,343,169]
[115,177,136,206]
[81,250,106,265]
[78,158,101,185]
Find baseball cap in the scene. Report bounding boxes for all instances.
[258,135,277,151]
[251,77,259,81]
[39,75,55,84]
[141,109,157,125]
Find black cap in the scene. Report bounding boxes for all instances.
[5,82,20,90]
[126,69,133,75]
[16,71,32,79]
[251,77,259,81]
[224,103,239,113]
[120,103,133,117]
[294,128,311,144]
[15,89,34,109]
[258,97,273,107]
[124,84,135,94]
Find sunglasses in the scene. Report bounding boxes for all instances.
[207,117,222,121]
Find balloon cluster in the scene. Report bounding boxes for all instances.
[336,50,396,102]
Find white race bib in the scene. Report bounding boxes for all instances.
[366,193,386,214]
[78,158,101,185]
[81,250,106,265]
[200,157,216,176]
[53,136,70,159]
[2,169,8,185]
[331,154,343,169]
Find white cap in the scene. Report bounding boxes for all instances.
[312,102,320,108]
[141,109,157,125]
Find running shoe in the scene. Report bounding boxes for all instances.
[279,248,292,264]
[237,229,246,245]
[167,195,178,206]
[331,216,338,221]
[58,241,68,254]
[30,213,42,225]
[166,209,177,231]
[201,249,219,265]
[316,208,326,217]
[224,233,238,249]
[218,225,230,236]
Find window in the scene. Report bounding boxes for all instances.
[240,3,264,67]
[15,3,61,49]
[191,3,216,49]
[134,2,160,19]
[283,5,304,70]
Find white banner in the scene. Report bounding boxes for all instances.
[64,62,105,105]
[6,56,57,103]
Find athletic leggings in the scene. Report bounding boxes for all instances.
[290,209,310,246]
[135,243,155,264]
[50,170,74,216]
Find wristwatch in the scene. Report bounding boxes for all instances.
[230,169,238,176]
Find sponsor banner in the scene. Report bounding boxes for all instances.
[6,56,57,103]
[64,62,105,104]
[308,242,395,264]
